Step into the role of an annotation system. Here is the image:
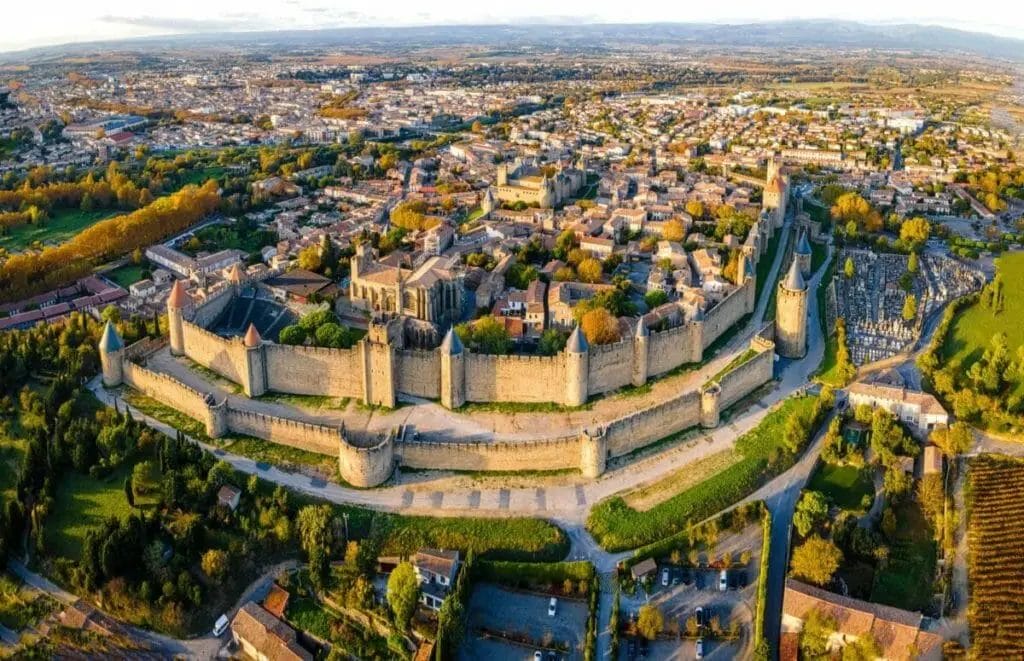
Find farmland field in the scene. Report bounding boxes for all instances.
[967,454,1024,657]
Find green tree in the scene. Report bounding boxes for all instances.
[794,491,830,537]
[902,294,917,322]
[538,328,568,356]
[387,562,421,631]
[930,422,972,459]
[844,257,855,279]
[899,217,931,249]
[297,505,334,590]
[799,608,837,657]
[636,604,664,640]
[201,549,229,582]
[278,325,307,345]
[790,536,843,587]
[907,251,919,274]
[577,258,604,284]
[644,290,669,309]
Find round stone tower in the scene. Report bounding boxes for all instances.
[439,327,465,410]
[776,259,809,359]
[794,230,812,277]
[579,427,607,478]
[700,383,721,429]
[167,279,189,356]
[632,316,649,387]
[242,323,267,397]
[564,325,590,407]
[98,320,125,387]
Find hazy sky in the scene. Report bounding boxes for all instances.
[4,0,1024,52]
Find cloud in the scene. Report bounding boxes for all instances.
[98,14,270,33]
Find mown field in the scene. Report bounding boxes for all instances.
[0,209,116,252]
[587,395,820,551]
[967,454,1024,657]
[807,462,873,510]
[943,252,1024,366]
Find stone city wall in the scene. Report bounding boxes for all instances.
[717,343,775,410]
[398,434,582,472]
[123,361,212,424]
[181,321,247,384]
[191,285,234,328]
[396,349,441,399]
[264,343,364,399]
[647,323,702,377]
[701,279,754,351]
[603,389,703,457]
[225,407,341,456]
[587,340,633,395]
[463,352,567,403]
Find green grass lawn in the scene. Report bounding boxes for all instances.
[587,395,819,551]
[104,263,149,288]
[45,465,138,560]
[0,209,117,252]
[942,251,1024,365]
[807,462,873,510]
[870,500,937,612]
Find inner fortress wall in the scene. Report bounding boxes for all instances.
[123,361,212,423]
[717,343,775,410]
[181,321,247,384]
[702,279,754,351]
[190,286,235,328]
[463,352,566,403]
[587,340,633,395]
[647,323,701,377]
[603,389,702,457]
[264,344,364,399]
[397,349,441,399]
[399,435,582,472]
[225,407,340,456]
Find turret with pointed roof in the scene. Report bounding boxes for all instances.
[243,323,262,348]
[167,279,188,356]
[440,327,463,355]
[782,258,806,292]
[565,325,589,407]
[777,256,809,359]
[99,321,125,387]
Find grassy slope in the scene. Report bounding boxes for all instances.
[587,396,818,551]
[45,466,138,560]
[943,252,1024,363]
[0,209,117,252]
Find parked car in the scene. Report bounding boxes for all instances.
[212,614,229,637]
[548,597,557,616]
[639,637,649,658]
[534,651,543,661]
[547,652,557,661]
[719,569,728,591]
[695,606,704,629]
[661,567,670,586]
[696,637,705,659]
[627,638,637,660]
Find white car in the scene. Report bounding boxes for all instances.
[661,567,670,587]
[548,597,557,616]
[212,614,229,637]
[696,637,704,659]
[534,652,543,661]
[718,570,728,592]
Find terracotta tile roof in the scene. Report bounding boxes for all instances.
[784,579,944,660]
[262,584,290,619]
[231,602,312,661]
[848,382,948,418]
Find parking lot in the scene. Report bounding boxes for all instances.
[617,525,761,660]
[459,583,589,661]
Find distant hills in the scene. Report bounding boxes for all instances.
[6,20,1024,62]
